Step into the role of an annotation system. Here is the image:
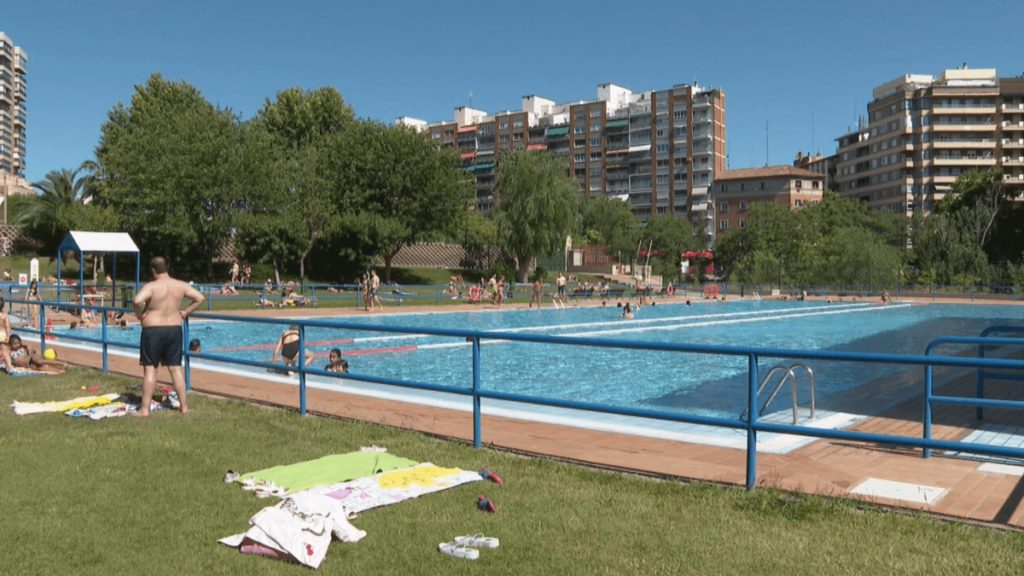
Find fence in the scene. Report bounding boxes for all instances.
[12,295,1024,491]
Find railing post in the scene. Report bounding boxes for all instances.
[976,341,986,421]
[298,325,307,416]
[472,335,482,448]
[924,360,934,459]
[311,285,316,309]
[436,286,440,306]
[101,307,109,374]
[207,285,212,311]
[746,353,759,490]
[38,304,47,352]
[183,318,191,391]
[261,287,267,310]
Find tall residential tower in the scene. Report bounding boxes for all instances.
[0,32,27,194]
[398,81,726,242]
[835,67,1024,216]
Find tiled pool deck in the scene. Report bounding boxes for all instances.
[46,299,1024,529]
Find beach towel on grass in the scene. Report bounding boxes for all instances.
[65,400,163,419]
[300,463,483,514]
[11,393,121,415]
[3,367,61,377]
[238,452,418,493]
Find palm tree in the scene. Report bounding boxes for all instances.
[18,162,99,262]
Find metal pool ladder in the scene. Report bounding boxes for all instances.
[740,364,816,425]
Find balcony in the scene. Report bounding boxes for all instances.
[931,122,996,132]
[933,156,996,166]
[932,139,995,148]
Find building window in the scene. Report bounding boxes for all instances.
[574,112,584,121]
[794,199,803,207]
[740,183,747,191]
[590,152,601,161]
[759,182,766,190]
[590,123,601,133]
[575,139,585,149]
[574,155,585,163]
[719,201,729,212]
[812,181,819,189]
[656,144,668,153]
[574,126,585,134]
[513,120,523,128]
[720,184,727,192]
[739,218,745,227]
[499,121,509,129]
[739,200,748,210]
[499,135,509,143]
[795,179,803,188]
[657,175,668,184]
[590,108,601,118]
[590,168,602,177]
[590,138,601,146]
[513,133,523,141]
[720,220,729,230]
[574,168,585,178]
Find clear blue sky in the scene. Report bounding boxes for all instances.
[5,0,1023,183]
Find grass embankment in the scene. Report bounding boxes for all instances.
[4,369,1024,575]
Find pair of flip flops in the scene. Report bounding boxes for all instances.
[239,477,290,499]
[438,534,500,560]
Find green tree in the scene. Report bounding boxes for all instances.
[18,163,98,257]
[95,73,242,278]
[492,150,581,282]
[580,195,639,261]
[641,214,701,282]
[934,168,1012,254]
[327,121,474,283]
[244,87,356,281]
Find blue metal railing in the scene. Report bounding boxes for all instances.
[10,295,1024,490]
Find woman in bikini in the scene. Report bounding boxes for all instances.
[270,325,316,372]
[7,335,67,373]
[0,297,13,371]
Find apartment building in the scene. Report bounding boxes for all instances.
[397,81,726,241]
[0,31,28,194]
[835,66,1024,216]
[793,151,838,192]
[712,165,824,232]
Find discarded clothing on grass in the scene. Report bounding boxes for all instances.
[219,491,366,569]
[65,399,163,419]
[301,463,483,514]
[11,393,121,415]
[237,452,417,493]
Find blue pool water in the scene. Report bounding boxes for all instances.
[61,300,1024,418]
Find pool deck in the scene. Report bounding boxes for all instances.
[45,297,1024,530]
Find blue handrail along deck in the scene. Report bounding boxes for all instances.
[11,296,1024,491]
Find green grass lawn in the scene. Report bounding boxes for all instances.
[4,370,1024,575]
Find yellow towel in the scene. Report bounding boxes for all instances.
[12,393,121,415]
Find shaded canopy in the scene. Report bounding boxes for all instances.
[56,231,140,305]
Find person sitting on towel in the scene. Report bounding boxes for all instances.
[7,335,68,373]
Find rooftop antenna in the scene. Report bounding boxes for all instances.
[765,121,770,166]
[469,90,473,108]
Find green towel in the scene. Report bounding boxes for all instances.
[241,452,417,492]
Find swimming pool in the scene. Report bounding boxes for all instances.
[58,300,1024,419]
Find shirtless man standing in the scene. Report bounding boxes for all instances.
[132,257,205,416]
